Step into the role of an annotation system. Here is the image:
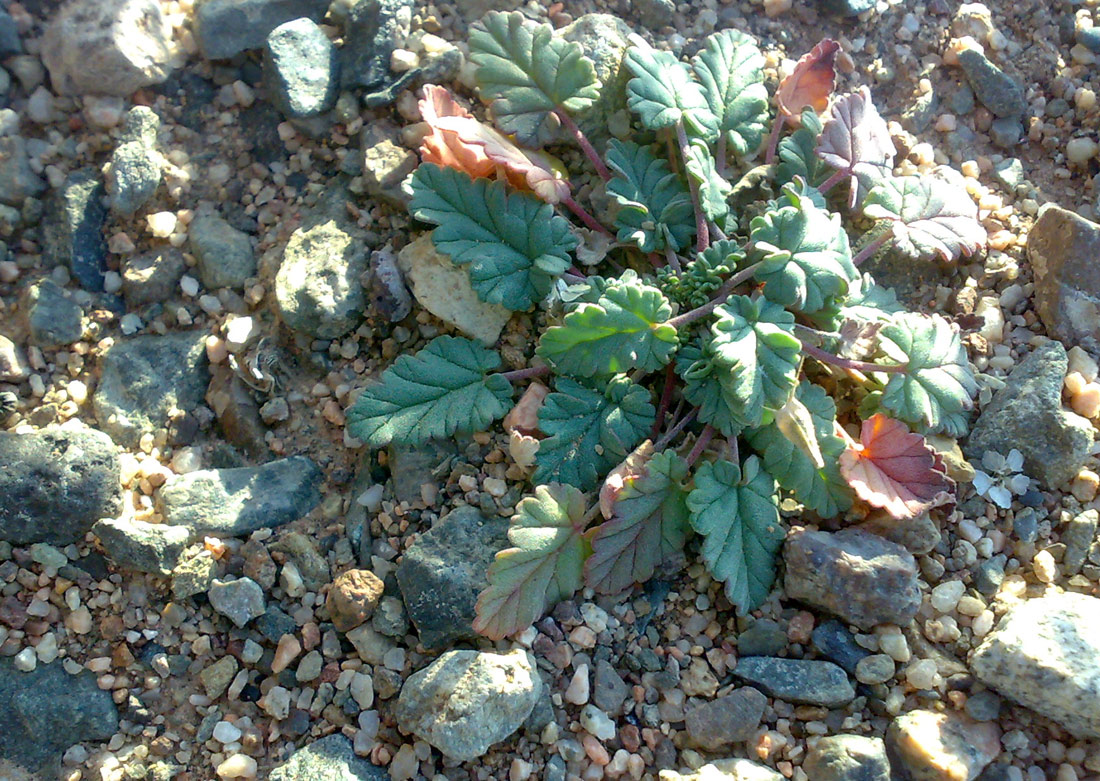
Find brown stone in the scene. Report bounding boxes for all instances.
[684,687,767,751]
[326,569,384,632]
[886,709,1000,781]
[1028,203,1100,355]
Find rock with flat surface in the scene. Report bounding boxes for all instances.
[269,735,387,780]
[265,18,338,118]
[24,279,82,348]
[92,516,188,575]
[195,0,329,60]
[0,136,46,207]
[189,213,255,290]
[659,759,783,781]
[1028,204,1100,356]
[886,709,1000,781]
[121,247,186,307]
[956,47,1025,118]
[208,577,265,627]
[684,687,767,750]
[804,735,891,781]
[42,168,108,291]
[734,657,855,708]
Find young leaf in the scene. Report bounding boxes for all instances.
[474,483,592,640]
[600,440,655,520]
[745,381,853,518]
[537,277,680,376]
[503,381,548,435]
[585,450,690,594]
[816,87,896,209]
[469,11,599,145]
[838,413,953,519]
[776,109,829,187]
[418,84,497,180]
[683,137,732,221]
[862,175,987,262]
[839,273,904,322]
[877,313,977,436]
[624,47,718,138]
[687,457,784,613]
[606,140,695,252]
[777,39,840,124]
[408,164,577,310]
[535,376,656,492]
[677,339,746,438]
[750,192,857,313]
[347,336,513,446]
[692,29,769,158]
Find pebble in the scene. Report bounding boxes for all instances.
[855,654,896,685]
[887,709,1000,780]
[804,735,891,781]
[326,568,384,632]
[734,657,855,707]
[684,687,767,751]
[216,754,257,779]
[208,577,266,628]
[579,704,616,741]
[930,580,966,613]
[565,664,590,705]
[956,46,1026,117]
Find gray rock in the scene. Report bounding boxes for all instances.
[1064,510,1098,576]
[784,528,921,630]
[855,654,895,686]
[24,279,83,348]
[388,440,459,505]
[858,511,941,555]
[157,456,323,538]
[41,0,174,96]
[360,122,417,205]
[592,659,630,716]
[189,212,255,290]
[964,690,1002,722]
[119,105,160,146]
[208,577,266,627]
[339,0,413,91]
[0,427,121,546]
[949,83,976,116]
[659,758,783,781]
[974,555,1006,596]
[812,620,871,675]
[256,606,298,643]
[1028,204,1100,356]
[818,0,875,16]
[108,141,161,216]
[206,366,266,457]
[965,340,1093,488]
[0,658,119,778]
[957,48,1025,118]
[394,649,540,761]
[1078,27,1100,54]
[270,734,387,780]
[971,591,1100,737]
[992,158,1024,191]
[42,168,108,291]
[93,331,209,448]
[886,709,1000,781]
[121,247,186,307]
[0,8,21,58]
[803,735,891,781]
[736,619,788,657]
[451,0,521,20]
[684,687,767,751]
[0,136,46,207]
[264,18,338,118]
[734,657,855,708]
[92,516,189,575]
[558,15,632,144]
[395,506,508,649]
[633,0,675,29]
[195,0,329,60]
[271,531,330,591]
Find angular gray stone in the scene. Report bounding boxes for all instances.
[971,591,1100,738]
[121,247,186,307]
[558,14,632,142]
[592,659,630,716]
[858,510,941,555]
[395,506,508,649]
[818,0,876,16]
[93,332,209,447]
[189,212,255,290]
[264,18,338,118]
[734,657,855,708]
[684,687,767,751]
[42,168,108,292]
[0,658,119,778]
[965,340,1093,488]
[811,620,871,675]
[270,735,387,780]
[0,136,46,207]
[886,709,1000,781]
[24,279,83,348]
[92,516,189,575]
[1028,204,1100,356]
[634,0,675,29]
[804,735,891,781]
[784,528,921,630]
[157,456,323,539]
[208,576,266,627]
[1062,509,1098,576]
[195,0,329,60]
[394,649,540,761]
[957,48,1025,118]
[0,427,121,546]
[339,0,413,91]
[108,140,161,216]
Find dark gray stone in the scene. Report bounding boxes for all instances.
[957,48,1025,118]
[157,456,323,539]
[633,0,674,29]
[265,18,338,118]
[734,657,855,708]
[195,0,329,60]
[992,158,1024,190]
[189,212,255,290]
[965,340,1093,489]
[270,734,387,780]
[965,690,1002,722]
[949,83,976,115]
[684,687,767,751]
[975,555,1006,596]
[121,247,186,307]
[256,605,298,643]
[0,427,121,546]
[93,331,209,448]
[1063,509,1098,576]
[592,659,630,716]
[0,8,22,57]
[206,366,266,457]
[108,141,161,216]
[0,136,46,207]
[92,516,189,575]
[42,167,108,292]
[1028,205,1100,356]
[0,658,119,778]
[1078,26,1100,54]
[25,279,83,348]
[339,0,414,92]
[818,0,875,16]
[803,734,891,781]
[1012,508,1039,543]
[812,620,871,675]
[737,619,789,657]
[395,506,508,649]
[989,117,1021,149]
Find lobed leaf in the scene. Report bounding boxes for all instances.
[606,140,695,252]
[863,175,987,262]
[777,39,840,123]
[687,457,784,613]
[776,109,829,187]
[692,29,770,157]
[346,336,513,447]
[624,47,718,138]
[677,340,746,438]
[683,137,733,221]
[408,164,577,310]
[816,86,896,209]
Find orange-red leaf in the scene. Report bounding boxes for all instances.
[777,39,840,125]
[599,439,654,520]
[838,413,953,519]
[419,84,496,179]
[503,381,548,436]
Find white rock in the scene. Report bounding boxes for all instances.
[13,647,37,671]
[216,753,257,779]
[212,720,243,744]
[580,704,616,740]
[930,580,966,613]
[564,663,590,705]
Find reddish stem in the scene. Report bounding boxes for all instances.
[555,108,611,181]
[852,229,894,267]
[675,121,709,253]
[765,112,786,165]
[686,425,716,467]
[667,261,764,329]
[800,341,907,374]
[818,168,849,195]
[499,365,551,382]
[664,246,683,273]
[654,408,698,451]
[650,363,677,440]
[562,195,612,236]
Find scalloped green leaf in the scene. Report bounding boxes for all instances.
[537,277,680,376]
[346,336,512,447]
[676,339,746,438]
[746,381,853,518]
[777,108,828,187]
[684,137,732,221]
[585,450,690,594]
[408,163,577,310]
[692,29,769,158]
[606,140,695,253]
[877,313,977,436]
[687,457,783,613]
[474,483,591,640]
[469,11,599,145]
[535,376,656,492]
[624,47,718,139]
[862,175,987,263]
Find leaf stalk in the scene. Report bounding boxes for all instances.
[499,365,552,382]
[800,341,906,374]
[561,195,612,236]
[555,108,611,181]
[675,121,709,253]
[852,228,894,266]
[666,260,765,329]
[653,408,698,450]
[686,425,716,467]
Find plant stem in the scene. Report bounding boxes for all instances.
[675,121,709,253]
[800,341,907,374]
[686,425,715,467]
[650,363,677,439]
[562,195,612,236]
[563,271,586,284]
[765,112,786,165]
[499,365,551,382]
[724,435,739,464]
[709,221,727,242]
[664,245,683,273]
[667,261,765,329]
[818,168,849,195]
[654,408,698,451]
[715,141,728,179]
[852,229,894,267]
[555,108,611,181]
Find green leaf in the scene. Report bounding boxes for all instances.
[469,11,599,146]
[683,137,732,221]
[408,164,577,310]
[746,381,853,517]
[878,313,977,436]
[474,484,591,640]
[535,376,656,492]
[840,273,904,322]
[708,295,801,427]
[537,277,680,376]
[676,339,746,437]
[862,175,987,263]
[585,450,690,594]
[606,140,695,252]
[776,109,828,187]
[692,29,769,157]
[750,191,857,313]
[347,336,512,447]
[624,47,718,138]
[687,457,784,613]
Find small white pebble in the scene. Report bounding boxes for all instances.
[147,211,178,237]
[564,664,590,705]
[1033,549,1057,583]
[1066,137,1099,165]
[930,580,966,613]
[14,647,37,671]
[216,754,257,779]
[905,658,938,690]
[212,721,243,744]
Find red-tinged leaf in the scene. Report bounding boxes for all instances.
[599,439,654,520]
[816,86,896,209]
[835,318,884,361]
[838,413,954,519]
[777,40,840,125]
[419,84,496,179]
[503,381,548,436]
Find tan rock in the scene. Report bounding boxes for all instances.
[326,569,384,632]
[886,710,1000,781]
